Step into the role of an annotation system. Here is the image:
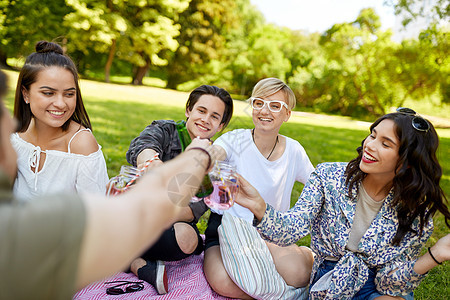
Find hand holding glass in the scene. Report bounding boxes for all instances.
[204,162,238,210]
[106,165,142,196]
[106,154,159,196]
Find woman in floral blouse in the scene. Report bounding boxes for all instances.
[235,108,450,300]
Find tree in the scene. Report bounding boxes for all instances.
[64,0,126,82]
[299,8,399,117]
[394,27,449,105]
[64,0,189,84]
[182,0,265,94]
[126,0,190,85]
[0,0,71,68]
[385,0,449,27]
[164,0,238,89]
[227,24,292,95]
[384,0,449,104]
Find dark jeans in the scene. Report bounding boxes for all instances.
[312,260,414,300]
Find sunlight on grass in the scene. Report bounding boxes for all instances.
[403,94,450,120]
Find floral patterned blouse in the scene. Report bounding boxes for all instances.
[256,162,432,299]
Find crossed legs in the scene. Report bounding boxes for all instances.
[203,242,314,299]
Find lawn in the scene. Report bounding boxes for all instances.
[3,70,449,299]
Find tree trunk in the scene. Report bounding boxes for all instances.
[104,39,117,83]
[166,72,180,89]
[132,58,151,85]
[165,51,183,89]
[0,51,10,69]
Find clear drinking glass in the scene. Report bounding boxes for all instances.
[106,165,141,196]
[203,162,238,210]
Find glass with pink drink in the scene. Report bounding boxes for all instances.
[204,162,238,210]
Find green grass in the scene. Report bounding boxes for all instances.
[2,70,449,298]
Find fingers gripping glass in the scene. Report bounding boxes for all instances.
[396,107,430,132]
[249,97,289,112]
[105,280,144,295]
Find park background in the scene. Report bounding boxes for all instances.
[1,0,449,298]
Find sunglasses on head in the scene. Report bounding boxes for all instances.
[396,107,430,133]
[105,280,144,295]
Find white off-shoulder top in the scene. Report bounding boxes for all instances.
[11,129,109,201]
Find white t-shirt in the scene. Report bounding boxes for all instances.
[214,129,314,222]
[11,130,109,201]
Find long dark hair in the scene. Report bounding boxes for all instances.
[14,40,91,132]
[346,112,449,245]
[185,85,233,130]
[0,70,7,145]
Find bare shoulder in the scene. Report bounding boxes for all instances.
[69,125,100,156]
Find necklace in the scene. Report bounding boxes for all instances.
[252,129,278,160]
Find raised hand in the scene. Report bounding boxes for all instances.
[235,174,267,222]
[430,233,450,264]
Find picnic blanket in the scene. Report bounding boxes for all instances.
[73,253,235,300]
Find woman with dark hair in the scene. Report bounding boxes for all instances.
[12,41,108,200]
[236,109,450,299]
[125,84,234,294]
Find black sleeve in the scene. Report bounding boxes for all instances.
[126,120,174,166]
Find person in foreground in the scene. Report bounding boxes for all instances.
[126,85,233,294]
[235,109,450,299]
[204,78,315,299]
[12,40,108,201]
[0,69,218,299]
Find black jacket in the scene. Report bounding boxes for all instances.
[126,119,208,223]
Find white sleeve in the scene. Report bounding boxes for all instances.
[293,141,314,184]
[214,130,240,162]
[75,147,109,195]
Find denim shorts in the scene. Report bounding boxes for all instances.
[312,260,414,300]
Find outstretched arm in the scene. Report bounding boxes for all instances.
[136,148,163,170]
[76,138,215,289]
[414,233,450,274]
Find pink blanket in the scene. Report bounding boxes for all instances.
[73,253,235,299]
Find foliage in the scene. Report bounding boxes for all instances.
[64,0,189,83]
[164,0,238,89]
[386,0,449,27]
[393,29,449,106]
[1,1,448,117]
[0,0,71,66]
[293,9,395,116]
[202,0,266,95]
[228,24,293,95]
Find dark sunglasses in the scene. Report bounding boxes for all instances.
[396,107,430,132]
[105,280,144,295]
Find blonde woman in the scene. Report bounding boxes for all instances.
[204,78,315,299]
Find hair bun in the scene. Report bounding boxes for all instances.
[35,40,63,55]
